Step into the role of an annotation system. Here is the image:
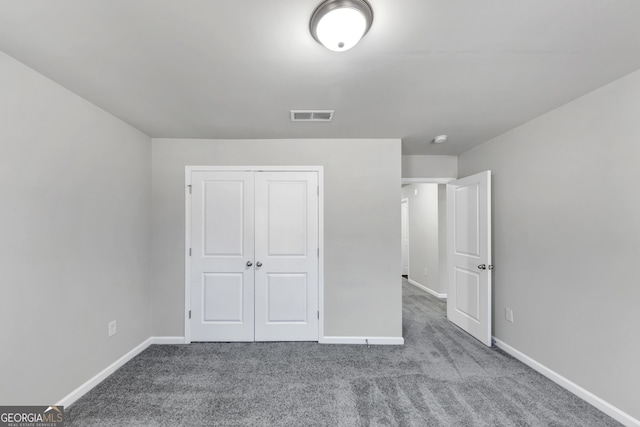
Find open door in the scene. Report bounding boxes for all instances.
[446,171,492,346]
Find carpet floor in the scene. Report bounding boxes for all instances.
[66,280,620,426]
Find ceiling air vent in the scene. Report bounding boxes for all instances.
[290,110,334,122]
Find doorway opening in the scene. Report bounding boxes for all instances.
[401,198,409,279]
[401,173,493,347]
[400,178,452,299]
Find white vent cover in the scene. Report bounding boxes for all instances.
[290,110,334,122]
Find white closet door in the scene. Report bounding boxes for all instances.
[254,172,319,341]
[190,171,255,342]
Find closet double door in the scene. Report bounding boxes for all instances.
[189,170,319,342]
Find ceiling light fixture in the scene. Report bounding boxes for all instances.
[310,0,373,52]
[433,135,448,144]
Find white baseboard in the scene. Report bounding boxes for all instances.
[150,336,187,344]
[320,336,404,345]
[56,336,187,408]
[493,338,640,427]
[56,337,153,408]
[408,278,447,299]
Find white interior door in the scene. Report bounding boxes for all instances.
[401,199,409,275]
[446,171,492,347]
[189,169,319,342]
[254,172,319,341]
[190,171,255,342]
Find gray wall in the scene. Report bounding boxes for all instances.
[402,155,457,178]
[459,69,640,419]
[437,184,448,296]
[401,184,441,294]
[151,138,402,339]
[0,52,152,404]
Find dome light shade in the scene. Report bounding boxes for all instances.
[310,0,373,52]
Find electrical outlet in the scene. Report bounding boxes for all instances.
[108,320,117,337]
[505,308,514,323]
[424,268,428,276]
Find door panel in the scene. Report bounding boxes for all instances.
[447,171,492,346]
[266,273,308,322]
[203,273,244,322]
[453,185,479,256]
[203,181,245,256]
[190,171,255,342]
[254,172,319,341]
[266,181,308,256]
[454,268,480,321]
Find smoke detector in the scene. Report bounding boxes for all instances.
[433,135,448,144]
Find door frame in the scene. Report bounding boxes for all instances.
[184,165,325,343]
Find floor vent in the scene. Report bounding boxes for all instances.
[290,110,334,122]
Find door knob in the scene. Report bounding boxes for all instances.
[246,261,253,267]
[477,264,487,270]
[256,261,263,267]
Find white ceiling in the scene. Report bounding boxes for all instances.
[1,0,640,155]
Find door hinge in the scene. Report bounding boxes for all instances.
[187,184,192,194]
[317,311,320,319]
[189,248,192,256]
[189,310,191,319]
[317,248,319,258]
[317,186,319,196]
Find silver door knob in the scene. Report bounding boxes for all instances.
[478,264,487,270]
[256,261,263,267]
[246,261,253,267]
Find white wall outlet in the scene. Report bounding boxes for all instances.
[108,320,117,337]
[505,308,514,323]
[424,268,428,276]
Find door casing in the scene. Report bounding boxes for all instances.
[184,165,324,343]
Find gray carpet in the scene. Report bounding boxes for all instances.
[66,281,620,426]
